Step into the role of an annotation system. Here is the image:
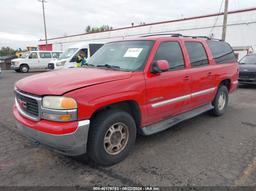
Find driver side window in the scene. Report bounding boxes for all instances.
[29,52,38,59]
[154,42,185,71]
[70,49,88,62]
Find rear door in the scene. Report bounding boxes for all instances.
[184,41,216,109]
[39,52,52,69]
[145,41,191,123]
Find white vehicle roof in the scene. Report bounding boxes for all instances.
[68,42,105,49]
[28,51,63,53]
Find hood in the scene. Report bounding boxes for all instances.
[51,59,67,64]
[16,68,132,96]
[12,58,25,62]
[239,64,256,72]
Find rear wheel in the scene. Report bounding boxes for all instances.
[211,85,229,116]
[20,64,29,73]
[48,63,54,70]
[87,109,136,166]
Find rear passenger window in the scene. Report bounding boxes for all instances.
[154,42,185,70]
[39,52,52,59]
[185,42,209,67]
[52,52,61,58]
[207,41,237,64]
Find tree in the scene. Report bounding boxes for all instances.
[85,25,113,33]
[0,47,16,57]
[85,25,91,33]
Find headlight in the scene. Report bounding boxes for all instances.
[56,61,66,66]
[42,96,77,122]
[42,96,77,110]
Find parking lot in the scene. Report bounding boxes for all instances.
[0,70,255,186]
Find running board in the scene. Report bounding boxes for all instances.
[139,104,214,136]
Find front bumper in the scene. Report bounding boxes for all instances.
[11,64,19,70]
[13,106,90,156]
[238,78,256,85]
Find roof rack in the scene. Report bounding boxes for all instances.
[141,33,183,37]
[183,35,223,41]
[141,33,222,41]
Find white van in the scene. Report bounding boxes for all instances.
[11,51,62,73]
[48,42,104,70]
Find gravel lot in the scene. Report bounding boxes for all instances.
[0,70,255,187]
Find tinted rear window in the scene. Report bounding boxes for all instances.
[207,41,237,64]
[185,42,209,67]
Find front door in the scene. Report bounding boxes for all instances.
[27,52,39,69]
[145,41,191,124]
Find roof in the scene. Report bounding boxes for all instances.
[68,41,105,48]
[121,33,221,42]
[40,7,256,42]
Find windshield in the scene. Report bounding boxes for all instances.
[88,40,153,71]
[20,52,29,58]
[240,54,256,65]
[59,48,78,60]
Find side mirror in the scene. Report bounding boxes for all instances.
[151,60,169,74]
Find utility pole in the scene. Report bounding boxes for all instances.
[222,0,229,41]
[38,0,48,48]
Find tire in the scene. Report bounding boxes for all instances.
[87,109,136,166]
[211,85,229,116]
[20,64,29,73]
[15,69,20,73]
[48,63,54,70]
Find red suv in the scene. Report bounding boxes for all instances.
[13,34,238,166]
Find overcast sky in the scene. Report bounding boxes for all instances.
[0,0,255,49]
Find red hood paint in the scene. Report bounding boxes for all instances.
[16,68,132,96]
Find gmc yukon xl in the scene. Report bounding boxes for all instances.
[13,34,238,166]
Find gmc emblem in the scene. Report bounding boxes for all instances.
[18,99,27,109]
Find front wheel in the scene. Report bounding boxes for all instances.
[211,85,229,116]
[87,109,136,166]
[20,64,29,73]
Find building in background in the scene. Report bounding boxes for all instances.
[39,7,256,59]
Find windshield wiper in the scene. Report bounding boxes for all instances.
[82,63,96,68]
[86,63,96,67]
[97,64,121,70]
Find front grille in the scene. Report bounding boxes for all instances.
[239,72,256,79]
[16,91,39,117]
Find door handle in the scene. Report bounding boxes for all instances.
[183,76,190,81]
[208,72,212,76]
